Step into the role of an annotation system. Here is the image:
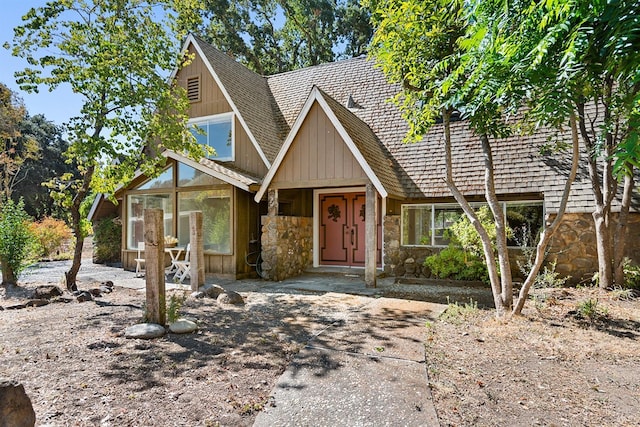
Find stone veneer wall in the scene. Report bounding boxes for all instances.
[384,213,640,284]
[261,216,313,281]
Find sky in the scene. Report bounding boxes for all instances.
[1,1,83,126]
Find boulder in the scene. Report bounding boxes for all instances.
[0,380,36,427]
[190,291,205,299]
[75,291,93,302]
[24,299,49,308]
[125,323,166,339]
[169,319,198,334]
[88,288,102,297]
[32,285,63,300]
[204,285,225,299]
[217,291,244,305]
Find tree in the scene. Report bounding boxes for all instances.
[368,0,580,317]
[0,83,40,201]
[520,0,640,289]
[8,0,206,289]
[0,198,34,286]
[201,0,372,74]
[13,114,75,219]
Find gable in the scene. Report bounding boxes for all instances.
[269,101,367,188]
[176,44,232,117]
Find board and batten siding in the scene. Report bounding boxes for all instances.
[177,44,232,117]
[271,101,368,188]
[234,117,268,177]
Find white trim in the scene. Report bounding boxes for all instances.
[188,112,235,162]
[254,86,388,202]
[186,36,272,169]
[163,151,253,191]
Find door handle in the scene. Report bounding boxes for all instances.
[350,228,355,246]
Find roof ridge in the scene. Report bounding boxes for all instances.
[266,55,369,80]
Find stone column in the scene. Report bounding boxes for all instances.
[268,189,278,216]
[189,211,205,291]
[144,208,166,325]
[365,184,378,288]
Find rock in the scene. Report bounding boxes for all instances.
[0,380,36,427]
[101,280,114,289]
[125,323,166,339]
[190,291,205,299]
[169,319,198,334]
[24,299,49,308]
[217,291,244,305]
[204,285,225,299]
[32,285,63,300]
[5,304,26,310]
[88,288,102,297]
[75,291,93,302]
[99,285,113,294]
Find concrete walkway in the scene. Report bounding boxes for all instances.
[20,260,446,426]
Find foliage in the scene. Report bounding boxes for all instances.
[534,261,570,289]
[0,83,40,200]
[425,246,488,283]
[439,298,479,325]
[7,0,206,288]
[0,198,35,285]
[167,292,187,324]
[13,114,75,220]
[202,0,372,74]
[93,215,122,264]
[29,217,74,260]
[575,298,608,322]
[621,258,640,290]
[449,206,512,258]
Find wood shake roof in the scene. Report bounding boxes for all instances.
[192,36,634,213]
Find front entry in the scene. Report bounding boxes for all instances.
[319,193,381,267]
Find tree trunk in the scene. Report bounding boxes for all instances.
[614,171,634,285]
[0,259,17,286]
[441,110,507,316]
[479,133,513,310]
[514,112,580,315]
[65,165,95,290]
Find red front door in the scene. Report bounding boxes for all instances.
[319,193,380,266]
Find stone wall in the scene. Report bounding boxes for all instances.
[548,212,640,284]
[261,216,313,281]
[384,212,640,284]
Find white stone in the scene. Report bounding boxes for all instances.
[169,319,198,334]
[125,323,166,339]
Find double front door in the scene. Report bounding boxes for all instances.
[319,192,381,267]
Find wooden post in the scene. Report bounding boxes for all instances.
[267,189,278,216]
[144,208,166,325]
[365,184,378,288]
[189,211,205,291]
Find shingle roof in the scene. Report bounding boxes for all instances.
[192,35,287,163]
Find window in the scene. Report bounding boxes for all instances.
[186,75,200,102]
[401,201,544,247]
[178,163,224,187]
[178,189,231,253]
[137,166,173,189]
[127,194,173,249]
[189,113,234,161]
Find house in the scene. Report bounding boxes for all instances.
[89,34,640,285]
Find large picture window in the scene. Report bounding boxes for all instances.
[401,201,544,247]
[127,194,173,249]
[178,189,231,254]
[189,113,234,161]
[126,163,233,253]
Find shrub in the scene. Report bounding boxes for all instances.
[29,217,73,260]
[93,215,122,264]
[0,199,36,285]
[424,246,489,282]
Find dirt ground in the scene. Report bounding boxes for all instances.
[1,278,639,426]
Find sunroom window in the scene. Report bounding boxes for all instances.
[127,194,174,250]
[401,201,544,247]
[189,113,234,162]
[178,189,231,254]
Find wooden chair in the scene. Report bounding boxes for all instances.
[173,243,191,283]
[134,242,145,277]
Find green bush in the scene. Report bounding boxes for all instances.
[0,199,36,285]
[93,215,122,264]
[424,246,489,282]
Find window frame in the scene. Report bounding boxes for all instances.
[400,200,544,248]
[188,112,235,162]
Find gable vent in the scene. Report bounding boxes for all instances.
[186,75,201,102]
